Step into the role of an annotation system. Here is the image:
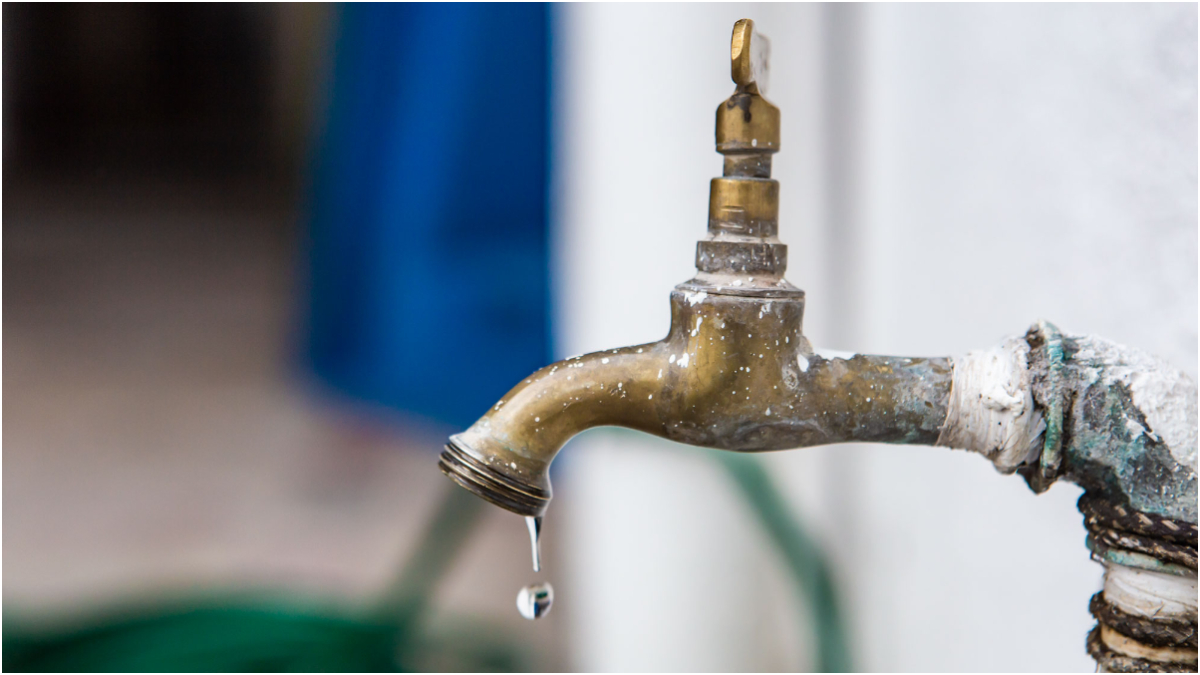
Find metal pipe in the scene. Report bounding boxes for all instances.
[437,18,1197,670]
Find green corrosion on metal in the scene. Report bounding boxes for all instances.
[1032,321,1065,493]
[1026,325,1198,525]
[1063,374,1195,523]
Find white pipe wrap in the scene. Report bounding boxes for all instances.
[936,337,1046,473]
[1103,563,1197,621]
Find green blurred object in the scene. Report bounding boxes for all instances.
[6,604,401,672]
[6,458,851,672]
[717,451,854,673]
[3,488,531,673]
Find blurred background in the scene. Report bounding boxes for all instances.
[4,3,1196,672]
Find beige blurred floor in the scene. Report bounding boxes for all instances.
[3,178,569,669]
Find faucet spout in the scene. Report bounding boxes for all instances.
[440,339,671,516]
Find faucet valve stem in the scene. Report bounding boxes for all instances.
[700,19,788,282]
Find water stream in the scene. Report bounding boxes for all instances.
[525,515,542,572]
[517,515,553,619]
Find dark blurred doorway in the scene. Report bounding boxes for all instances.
[4,3,327,185]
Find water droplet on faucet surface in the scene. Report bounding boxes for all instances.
[526,515,542,572]
[516,582,554,620]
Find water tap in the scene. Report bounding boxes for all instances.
[439,19,1197,670]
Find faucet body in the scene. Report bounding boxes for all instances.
[440,20,950,516]
[442,284,950,516]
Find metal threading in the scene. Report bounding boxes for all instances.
[1079,494,1198,673]
[438,441,548,517]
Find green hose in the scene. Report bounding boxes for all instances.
[716,451,854,673]
[3,485,522,673]
[375,484,487,624]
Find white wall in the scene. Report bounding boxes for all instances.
[554,4,1196,671]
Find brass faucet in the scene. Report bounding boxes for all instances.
[439,19,952,518]
[439,19,1197,670]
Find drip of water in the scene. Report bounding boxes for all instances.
[517,516,551,620]
[525,515,542,572]
[516,582,554,620]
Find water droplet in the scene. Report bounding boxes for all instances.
[516,582,554,620]
[526,515,542,572]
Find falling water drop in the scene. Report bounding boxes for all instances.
[518,516,551,619]
[516,582,554,620]
[526,515,542,572]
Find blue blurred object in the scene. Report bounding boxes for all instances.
[305,3,552,428]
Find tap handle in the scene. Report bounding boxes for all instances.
[715,20,779,156]
[731,19,770,96]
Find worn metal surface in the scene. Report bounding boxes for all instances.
[439,21,951,516]
[1025,321,1195,675]
[1024,326,1198,525]
[1078,494,1198,670]
[1024,324,1198,669]
[441,287,951,517]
